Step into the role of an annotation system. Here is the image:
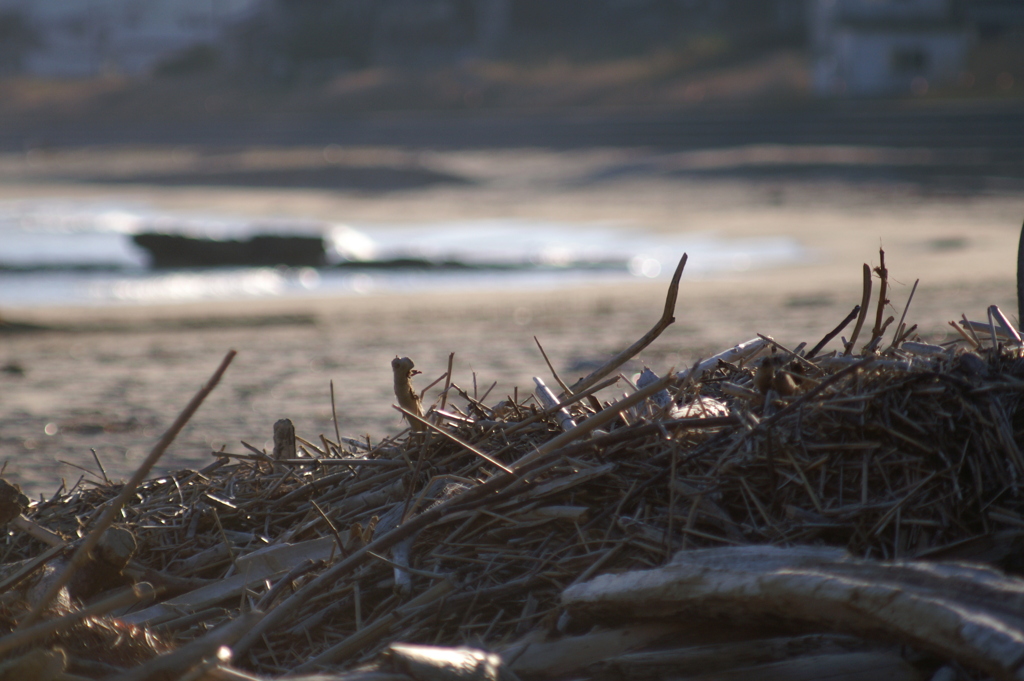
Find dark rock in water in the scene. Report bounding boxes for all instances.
[133,233,326,268]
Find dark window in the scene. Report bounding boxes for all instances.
[891,48,928,73]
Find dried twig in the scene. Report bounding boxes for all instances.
[845,264,872,355]
[21,349,236,627]
[889,278,919,349]
[331,380,343,448]
[568,253,687,395]
[535,336,571,396]
[870,248,889,346]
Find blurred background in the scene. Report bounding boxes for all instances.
[0,0,1022,308]
[0,0,1023,496]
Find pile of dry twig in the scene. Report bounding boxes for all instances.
[1,252,1024,681]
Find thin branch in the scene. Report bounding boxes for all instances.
[844,264,872,355]
[807,306,860,359]
[889,278,919,348]
[568,253,687,395]
[395,405,514,475]
[20,350,236,627]
[439,352,455,413]
[330,380,342,448]
[871,247,889,344]
[535,336,571,395]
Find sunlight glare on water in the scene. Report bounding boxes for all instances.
[102,269,286,303]
[0,199,808,308]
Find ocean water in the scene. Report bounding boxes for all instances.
[0,198,807,308]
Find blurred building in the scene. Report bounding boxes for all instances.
[1,0,813,80]
[0,0,260,77]
[811,0,972,96]
[237,0,808,79]
[6,0,1012,95]
[962,0,1024,37]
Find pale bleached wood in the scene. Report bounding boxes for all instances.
[675,338,767,383]
[384,643,515,681]
[533,377,576,432]
[563,545,1024,681]
[588,635,915,681]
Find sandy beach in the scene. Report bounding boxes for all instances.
[1,138,1023,499]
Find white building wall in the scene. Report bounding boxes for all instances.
[833,29,970,94]
[811,0,971,96]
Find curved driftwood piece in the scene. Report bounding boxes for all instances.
[503,624,684,679]
[845,263,872,355]
[562,545,1024,681]
[579,635,918,681]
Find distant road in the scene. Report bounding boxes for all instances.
[1,98,1020,150]
[4,99,1024,185]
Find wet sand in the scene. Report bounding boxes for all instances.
[1,144,1022,498]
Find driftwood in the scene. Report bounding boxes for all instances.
[273,419,297,460]
[576,635,919,681]
[382,643,519,681]
[533,378,576,432]
[503,625,685,679]
[675,337,766,383]
[393,357,426,432]
[563,545,1024,681]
